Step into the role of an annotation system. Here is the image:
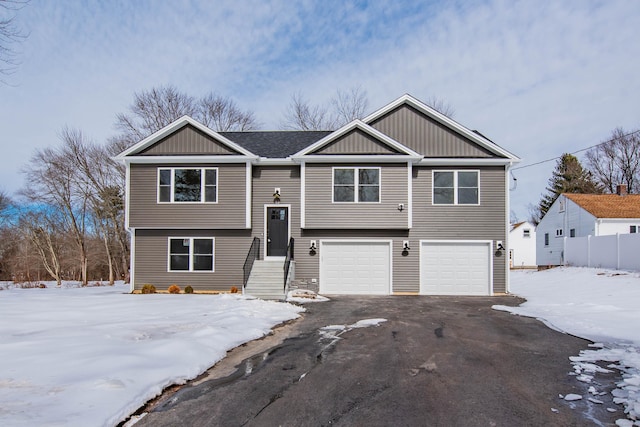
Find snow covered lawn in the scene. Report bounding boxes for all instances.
[494,267,640,426]
[0,283,303,427]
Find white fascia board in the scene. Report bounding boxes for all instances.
[121,155,257,164]
[364,94,521,161]
[114,115,257,160]
[291,119,422,158]
[254,157,296,165]
[418,158,520,166]
[295,155,422,164]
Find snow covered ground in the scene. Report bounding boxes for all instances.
[494,267,640,426]
[0,282,303,427]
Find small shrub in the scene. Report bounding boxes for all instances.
[168,284,181,294]
[184,285,194,294]
[230,286,239,294]
[141,284,156,294]
[38,283,47,289]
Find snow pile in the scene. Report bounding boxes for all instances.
[494,267,640,425]
[0,284,303,426]
[286,289,330,303]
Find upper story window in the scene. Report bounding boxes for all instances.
[523,229,531,238]
[631,225,638,234]
[558,199,565,212]
[433,170,479,205]
[333,167,380,203]
[544,233,549,246]
[570,228,576,237]
[168,237,214,272]
[555,228,563,237]
[158,168,217,203]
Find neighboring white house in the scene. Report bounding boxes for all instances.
[509,221,536,269]
[536,185,640,266]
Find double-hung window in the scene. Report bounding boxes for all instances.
[168,238,214,272]
[333,167,380,203]
[158,168,217,203]
[433,170,479,205]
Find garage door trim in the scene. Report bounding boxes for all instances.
[419,239,493,296]
[319,239,393,295]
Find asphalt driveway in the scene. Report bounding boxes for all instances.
[130,296,620,426]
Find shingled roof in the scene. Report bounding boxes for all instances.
[219,131,332,158]
[564,193,640,218]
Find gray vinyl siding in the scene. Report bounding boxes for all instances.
[312,129,400,155]
[410,166,507,293]
[369,105,497,158]
[138,125,239,156]
[251,166,302,256]
[128,163,248,229]
[304,163,409,229]
[133,229,252,291]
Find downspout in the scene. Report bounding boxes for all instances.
[505,161,513,294]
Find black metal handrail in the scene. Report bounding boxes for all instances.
[283,237,294,290]
[243,237,260,288]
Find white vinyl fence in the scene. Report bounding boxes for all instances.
[564,233,640,271]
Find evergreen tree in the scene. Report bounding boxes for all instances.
[534,154,601,223]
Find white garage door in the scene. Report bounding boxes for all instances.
[320,241,391,295]
[420,241,491,296]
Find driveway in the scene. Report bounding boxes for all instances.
[131,296,619,426]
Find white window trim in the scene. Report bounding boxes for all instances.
[158,167,219,204]
[167,237,215,272]
[332,166,381,203]
[432,170,480,206]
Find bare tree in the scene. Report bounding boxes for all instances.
[280,91,336,131]
[0,0,29,78]
[331,86,369,127]
[20,210,64,286]
[586,128,640,194]
[63,128,128,283]
[424,96,455,118]
[21,133,91,285]
[114,85,197,145]
[198,93,259,131]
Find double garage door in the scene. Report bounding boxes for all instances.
[319,240,491,296]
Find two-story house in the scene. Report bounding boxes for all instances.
[116,94,520,297]
[536,185,640,266]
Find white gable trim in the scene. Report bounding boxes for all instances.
[291,119,422,160]
[114,116,258,160]
[364,94,520,162]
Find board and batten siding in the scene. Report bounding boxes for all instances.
[133,229,252,291]
[128,163,248,229]
[409,166,508,293]
[369,105,496,158]
[303,163,409,229]
[312,129,400,155]
[139,125,238,156]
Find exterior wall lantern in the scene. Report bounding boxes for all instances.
[495,240,505,257]
[273,188,281,203]
[309,240,317,254]
[402,240,410,256]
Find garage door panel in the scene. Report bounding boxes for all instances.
[421,241,490,296]
[320,241,391,295]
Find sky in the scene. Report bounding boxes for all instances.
[1,0,639,220]
[0,267,639,425]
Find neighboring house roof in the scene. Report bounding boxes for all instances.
[219,131,331,158]
[564,193,640,218]
[511,221,526,231]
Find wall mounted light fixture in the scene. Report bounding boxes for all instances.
[309,240,317,252]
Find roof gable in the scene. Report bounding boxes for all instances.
[139,124,240,156]
[115,116,257,159]
[564,193,640,219]
[365,94,520,161]
[292,120,421,160]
